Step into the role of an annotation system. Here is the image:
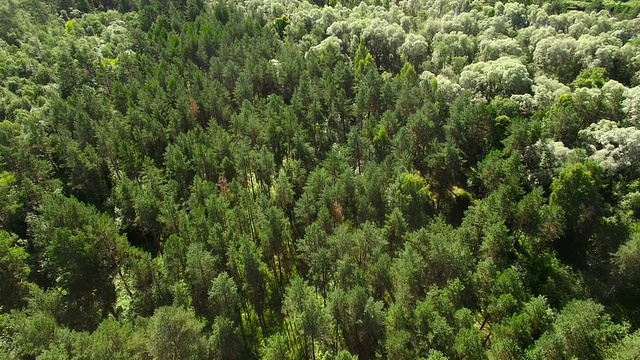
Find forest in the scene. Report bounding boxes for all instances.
[1,0,640,358]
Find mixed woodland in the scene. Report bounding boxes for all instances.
[2,0,640,358]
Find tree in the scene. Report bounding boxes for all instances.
[30,194,133,330]
[459,57,533,98]
[146,306,207,360]
[473,150,524,197]
[258,205,293,293]
[623,86,640,126]
[228,235,269,332]
[532,75,571,110]
[362,19,405,72]
[454,326,486,360]
[384,207,408,255]
[115,163,179,252]
[394,172,435,230]
[282,277,332,360]
[209,316,243,360]
[297,222,333,299]
[0,230,30,311]
[209,272,240,322]
[353,39,383,121]
[430,31,475,72]
[385,329,415,360]
[549,161,603,266]
[85,317,140,360]
[398,33,429,70]
[612,232,640,325]
[606,330,640,360]
[488,296,554,360]
[395,63,422,118]
[533,35,580,84]
[407,219,472,288]
[413,293,456,356]
[579,119,640,181]
[261,333,289,360]
[328,286,385,358]
[573,67,608,89]
[477,37,523,62]
[0,287,63,358]
[543,93,586,148]
[425,141,466,206]
[446,92,497,167]
[391,244,427,307]
[184,242,218,317]
[527,299,628,360]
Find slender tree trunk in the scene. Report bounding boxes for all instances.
[117,266,134,299]
[482,331,491,349]
[311,334,316,360]
[479,313,490,330]
[277,253,286,293]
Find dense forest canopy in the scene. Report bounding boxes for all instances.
[1,0,640,358]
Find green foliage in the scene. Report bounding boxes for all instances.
[65,19,75,33]
[354,37,376,75]
[549,161,603,258]
[85,317,141,360]
[272,15,290,40]
[606,330,640,359]
[1,0,640,358]
[395,172,435,229]
[0,230,30,311]
[146,306,207,360]
[261,333,289,360]
[283,277,331,359]
[573,67,608,89]
[209,316,243,360]
[527,299,628,360]
[30,194,134,330]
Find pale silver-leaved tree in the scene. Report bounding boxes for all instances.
[579,119,640,179]
[459,56,532,97]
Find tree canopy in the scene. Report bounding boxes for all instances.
[1,0,640,358]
